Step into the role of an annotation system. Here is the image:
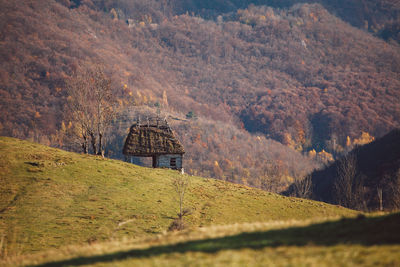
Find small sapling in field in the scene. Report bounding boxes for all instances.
[169,174,191,231]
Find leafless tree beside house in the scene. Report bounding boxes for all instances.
[66,64,116,156]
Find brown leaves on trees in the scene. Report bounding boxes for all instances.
[1,0,399,192]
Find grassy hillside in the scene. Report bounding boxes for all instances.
[0,137,356,256]
[3,213,400,266]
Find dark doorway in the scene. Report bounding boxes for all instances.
[170,158,177,168]
[152,156,157,168]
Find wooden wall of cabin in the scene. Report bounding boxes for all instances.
[156,154,183,170]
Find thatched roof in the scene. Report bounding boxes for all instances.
[123,118,185,156]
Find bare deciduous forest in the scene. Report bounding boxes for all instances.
[0,0,399,192]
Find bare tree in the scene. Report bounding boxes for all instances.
[66,68,94,153]
[387,169,400,210]
[394,169,400,209]
[293,174,312,199]
[259,160,281,192]
[92,67,116,157]
[377,187,383,211]
[169,174,191,231]
[66,64,116,156]
[334,153,359,208]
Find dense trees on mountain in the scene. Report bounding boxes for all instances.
[85,0,400,42]
[0,0,399,190]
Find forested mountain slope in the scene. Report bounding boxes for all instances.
[0,0,399,189]
[172,0,400,42]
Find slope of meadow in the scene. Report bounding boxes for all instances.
[0,137,356,257]
[3,213,400,266]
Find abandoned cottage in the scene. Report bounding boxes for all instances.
[123,117,185,170]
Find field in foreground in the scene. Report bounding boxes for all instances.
[0,136,357,256]
[3,212,400,266]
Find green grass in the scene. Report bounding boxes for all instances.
[3,213,400,266]
[0,136,356,257]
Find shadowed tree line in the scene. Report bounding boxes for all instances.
[286,129,400,211]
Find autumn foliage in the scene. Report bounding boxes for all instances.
[0,0,399,191]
